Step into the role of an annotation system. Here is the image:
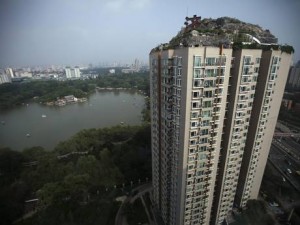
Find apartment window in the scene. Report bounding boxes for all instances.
[242,66,250,75]
[241,77,249,83]
[254,67,259,73]
[202,120,210,126]
[203,101,212,108]
[202,110,212,117]
[177,79,181,86]
[193,80,202,88]
[193,91,200,98]
[272,56,279,65]
[243,56,251,65]
[199,146,207,152]
[178,68,182,76]
[194,69,201,78]
[206,57,216,66]
[189,148,195,154]
[216,88,223,95]
[191,121,198,128]
[236,112,243,117]
[205,69,215,77]
[178,57,183,66]
[188,156,195,162]
[201,129,209,135]
[268,83,273,89]
[191,112,198,118]
[271,65,277,74]
[194,56,201,67]
[204,80,215,87]
[200,138,208,144]
[190,140,196,145]
[204,90,214,98]
[190,131,197,137]
[255,58,261,64]
[192,101,200,109]
[240,86,247,92]
[199,154,207,160]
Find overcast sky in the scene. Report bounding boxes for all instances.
[0,0,299,67]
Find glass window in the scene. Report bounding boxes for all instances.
[178,57,183,66]
[272,56,279,65]
[194,69,201,78]
[244,56,251,65]
[178,68,182,76]
[205,69,215,77]
[191,112,198,118]
[206,57,216,66]
[203,101,212,108]
[271,66,276,74]
[194,56,201,67]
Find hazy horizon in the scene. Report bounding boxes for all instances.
[0,0,299,68]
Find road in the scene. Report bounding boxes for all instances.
[269,141,300,192]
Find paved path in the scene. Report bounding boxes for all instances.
[115,183,153,225]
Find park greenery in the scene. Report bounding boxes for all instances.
[0,124,151,225]
[0,72,149,109]
[0,71,151,224]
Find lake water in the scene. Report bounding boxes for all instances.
[0,90,145,151]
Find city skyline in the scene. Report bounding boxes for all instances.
[0,0,299,67]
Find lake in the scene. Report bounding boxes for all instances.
[0,90,145,151]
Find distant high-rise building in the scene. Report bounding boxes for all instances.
[150,16,293,225]
[134,58,140,71]
[74,66,81,78]
[286,60,300,91]
[5,68,14,78]
[65,67,72,79]
[0,73,11,84]
[65,67,80,79]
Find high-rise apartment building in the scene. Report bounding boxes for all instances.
[0,73,11,84]
[5,68,14,78]
[149,16,293,225]
[286,60,300,91]
[65,66,81,79]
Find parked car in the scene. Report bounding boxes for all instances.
[287,168,292,174]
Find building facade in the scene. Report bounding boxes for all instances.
[0,73,12,84]
[65,66,81,79]
[150,16,293,225]
[286,60,300,91]
[5,68,14,78]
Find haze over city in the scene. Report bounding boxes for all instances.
[0,0,299,67]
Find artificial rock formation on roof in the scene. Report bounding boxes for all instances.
[162,16,278,50]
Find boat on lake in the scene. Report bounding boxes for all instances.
[42,114,47,118]
[26,133,31,137]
